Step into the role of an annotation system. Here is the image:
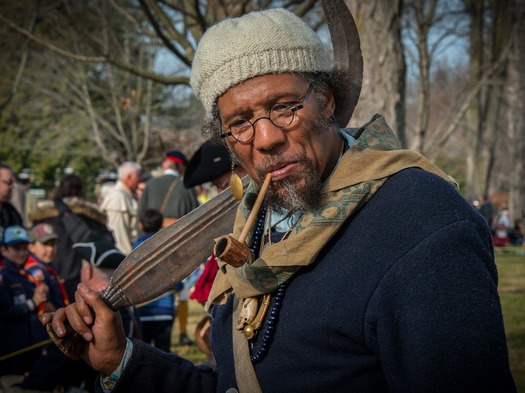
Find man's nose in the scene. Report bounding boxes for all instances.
[252,118,286,151]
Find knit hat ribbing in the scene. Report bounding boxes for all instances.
[190,8,331,118]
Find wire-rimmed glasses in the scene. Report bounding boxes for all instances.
[219,84,314,143]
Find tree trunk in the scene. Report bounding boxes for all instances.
[479,0,512,198]
[463,0,484,201]
[506,2,525,221]
[409,0,437,154]
[345,0,406,146]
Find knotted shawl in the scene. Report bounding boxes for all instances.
[208,114,456,306]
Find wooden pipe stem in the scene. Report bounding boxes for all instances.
[215,173,272,267]
[239,173,272,243]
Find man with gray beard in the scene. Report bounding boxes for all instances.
[44,7,515,393]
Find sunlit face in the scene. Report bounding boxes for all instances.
[217,73,339,211]
[136,181,147,200]
[125,170,141,192]
[28,240,57,264]
[0,168,14,203]
[1,243,29,266]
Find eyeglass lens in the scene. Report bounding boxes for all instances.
[223,84,313,142]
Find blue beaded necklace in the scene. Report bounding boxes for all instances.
[249,203,290,364]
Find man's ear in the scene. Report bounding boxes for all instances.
[80,259,94,282]
[325,90,336,118]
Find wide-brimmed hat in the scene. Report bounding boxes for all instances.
[183,141,232,188]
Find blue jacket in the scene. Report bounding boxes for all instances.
[24,255,69,309]
[97,169,516,392]
[0,258,46,375]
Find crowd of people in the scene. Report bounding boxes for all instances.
[0,143,235,392]
[474,194,525,249]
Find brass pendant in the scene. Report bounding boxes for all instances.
[230,171,244,200]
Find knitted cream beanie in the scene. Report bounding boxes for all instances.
[190,8,331,118]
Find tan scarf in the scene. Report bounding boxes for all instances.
[208,114,455,306]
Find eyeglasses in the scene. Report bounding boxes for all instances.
[220,84,314,143]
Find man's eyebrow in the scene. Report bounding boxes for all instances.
[221,91,302,123]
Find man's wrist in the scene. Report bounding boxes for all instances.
[100,338,133,392]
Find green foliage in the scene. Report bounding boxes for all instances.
[0,91,105,198]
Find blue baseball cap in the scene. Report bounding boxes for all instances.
[2,225,30,246]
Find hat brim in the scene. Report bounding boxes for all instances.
[33,234,58,243]
[184,142,231,188]
[5,238,29,246]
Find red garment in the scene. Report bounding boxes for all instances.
[190,255,219,304]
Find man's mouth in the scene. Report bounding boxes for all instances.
[269,162,297,181]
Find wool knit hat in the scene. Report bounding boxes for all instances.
[190,8,331,118]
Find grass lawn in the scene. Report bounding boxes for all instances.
[497,252,525,391]
[171,302,210,365]
[172,252,525,390]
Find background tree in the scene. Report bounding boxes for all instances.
[502,0,525,222]
[345,0,407,147]
[0,0,322,193]
[1,0,524,220]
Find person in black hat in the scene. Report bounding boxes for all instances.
[183,141,248,308]
[183,140,249,197]
[183,141,249,356]
[138,150,198,228]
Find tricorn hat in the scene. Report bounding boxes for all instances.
[183,141,232,188]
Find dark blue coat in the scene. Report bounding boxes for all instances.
[98,169,516,392]
[0,258,43,375]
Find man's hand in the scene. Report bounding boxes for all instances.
[41,283,127,375]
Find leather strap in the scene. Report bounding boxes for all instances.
[232,295,263,393]
[159,178,177,214]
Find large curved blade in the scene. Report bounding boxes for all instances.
[102,177,250,310]
[321,0,363,127]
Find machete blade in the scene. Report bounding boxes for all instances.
[102,176,250,310]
